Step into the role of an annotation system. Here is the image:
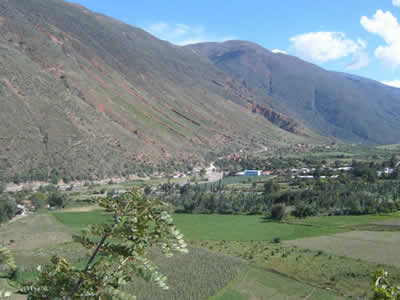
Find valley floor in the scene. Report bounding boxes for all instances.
[3,209,400,299]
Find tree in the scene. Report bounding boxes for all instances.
[143,185,152,195]
[30,192,47,210]
[0,196,17,223]
[0,181,5,194]
[390,154,398,168]
[264,181,280,194]
[48,191,67,208]
[270,204,286,221]
[11,190,188,299]
[292,203,317,218]
[200,168,206,178]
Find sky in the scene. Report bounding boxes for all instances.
[68,0,400,87]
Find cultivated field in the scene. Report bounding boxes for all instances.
[0,214,72,250]
[52,209,400,299]
[125,247,244,300]
[291,213,400,228]
[169,214,344,241]
[192,239,400,299]
[288,230,400,267]
[0,213,245,300]
[4,208,400,299]
[212,266,347,300]
[53,210,346,241]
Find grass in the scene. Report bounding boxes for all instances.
[211,266,347,300]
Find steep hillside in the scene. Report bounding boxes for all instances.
[0,0,310,180]
[186,41,400,144]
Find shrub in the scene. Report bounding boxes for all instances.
[48,192,67,208]
[292,203,317,218]
[29,192,47,209]
[0,196,17,223]
[270,204,286,221]
[273,237,281,243]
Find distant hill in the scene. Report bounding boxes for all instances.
[0,0,310,180]
[186,41,400,144]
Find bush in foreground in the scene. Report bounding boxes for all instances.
[5,190,188,299]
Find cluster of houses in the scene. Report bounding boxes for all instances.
[235,165,354,179]
[236,165,398,179]
[16,200,34,216]
[377,167,395,177]
[236,170,273,176]
[290,166,352,179]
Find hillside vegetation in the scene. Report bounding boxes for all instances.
[0,0,310,180]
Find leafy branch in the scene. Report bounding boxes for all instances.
[19,189,188,299]
[0,244,16,298]
[373,270,400,299]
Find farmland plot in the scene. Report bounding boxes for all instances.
[0,214,72,250]
[212,266,347,300]
[288,231,400,266]
[125,247,244,300]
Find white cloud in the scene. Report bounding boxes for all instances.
[361,10,400,67]
[382,80,400,88]
[393,0,400,7]
[146,22,235,45]
[289,32,368,69]
[272,49,287,54]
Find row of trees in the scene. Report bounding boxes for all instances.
[0,191,68,224]
[157,172,400,217]
[2,159,199,186]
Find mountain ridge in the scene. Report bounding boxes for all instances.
[185,40,400,144]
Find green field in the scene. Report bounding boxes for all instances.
[53,210,112,232]
[172,214,346,241]
[6,209,400,299]
[53,211,346,241]
[212,266,347,300]
[53,209,400,243]
[291,213,400,228]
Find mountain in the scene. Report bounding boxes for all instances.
[186,41,400,144]
[0,0,310,180]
